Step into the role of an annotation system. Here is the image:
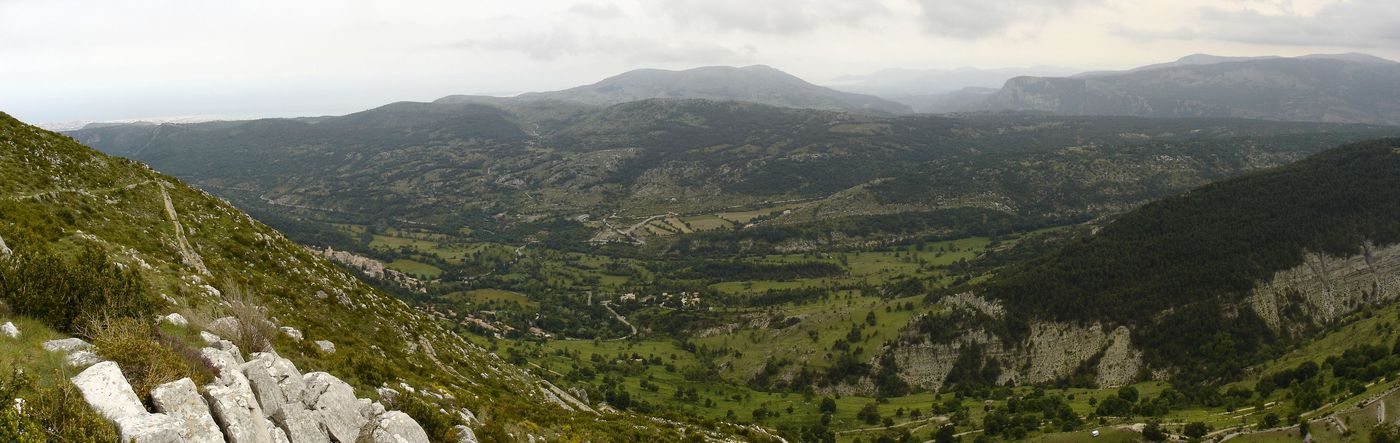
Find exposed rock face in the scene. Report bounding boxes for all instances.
[43,337,92,352]
[1,321,18,338]
[205,370,279,443]
[116,413,185,443]
[71,361,147,422]
[200,331,223,345]
[152,378,225,443]
[360,410,430,443]
[1095,327,1143,387]
[0,234,9,256]
[301,372,369,442]
[271,406,331,443]
[314,340,336,354]
[1249,242,1400,333]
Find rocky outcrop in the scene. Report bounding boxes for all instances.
[71,361,185,443]
[359,410,430,443]
[71,361,147,422]
[1248,242,1400,333]
[1095,327,1143,388]
[301,372,368,442]
[271,406,330,443]
[151,378,224,443]
[205,369,279,443]
[314,340,336,354]
[1,321,17,338]
[0,234,10,256]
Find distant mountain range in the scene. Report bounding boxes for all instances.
[826,66,1080,96]
[977,53,1400,125]
[443,64,913,115]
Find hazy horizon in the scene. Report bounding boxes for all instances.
[4,0,1399,124]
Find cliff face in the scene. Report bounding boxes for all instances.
[887,238,1400,392]
[1249,241,1400,334]
[980,58,1400,126]
[886,294,1144,391]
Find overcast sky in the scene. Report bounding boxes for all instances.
[3,0,1398,124]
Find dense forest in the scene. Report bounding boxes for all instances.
[975,139,1400,381]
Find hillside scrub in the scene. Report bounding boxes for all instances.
[0,239,157,335]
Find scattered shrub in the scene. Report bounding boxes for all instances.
[87,317,202,400]
[0,243,156,334]
[0,366,118,442]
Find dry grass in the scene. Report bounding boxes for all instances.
[225,285,276,354]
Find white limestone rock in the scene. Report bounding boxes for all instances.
[1,321,18,339]
[65,349,103,367]
[201,347,243,379]
[115,413,185,443]
[314,340,336,354]
[453,425,480,443]
[243,360,289,416]
[200,331,223,345]
[301,372,368,442]
[360,410,430,443]
[204,371,278,443]
[161,313,189,327]
[215,339,246,364]
[271,405,331,443]
[152,377,224,443]
[280,326,303,342]
[43,337,92,352]
[376,387,399,403]
[71,361,147,421]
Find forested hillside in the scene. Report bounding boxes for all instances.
[964,139,1400,382]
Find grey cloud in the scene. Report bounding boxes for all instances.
[653,0,888,34]
[568,2,622,19]
[916,0,1091,39]
[454,28,755,64]
[1165,1,1400,47]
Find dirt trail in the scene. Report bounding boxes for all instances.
[161,183,210,275]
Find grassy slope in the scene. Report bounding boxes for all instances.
[0,112,754,441]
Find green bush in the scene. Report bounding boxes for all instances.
[0,243,156,334]
[0,366,118,442]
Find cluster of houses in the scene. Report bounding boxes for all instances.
[618,291,705,309]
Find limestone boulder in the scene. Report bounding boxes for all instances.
[314,340,335,354]
[65,349,103,367]
[201,347,243,379]
[205,371,278,443]
[360,410,430,443]
[271,405,330,443]
[161,313,189,327]
[453,425,480,443]
[301,372,368,442]
[70,361,146,422]
[43,337,91,353]
[200,331,223,345]
[280,326,303,342]
[115,413,185,443]
[152,377,224,443]
[1,321,18,339]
